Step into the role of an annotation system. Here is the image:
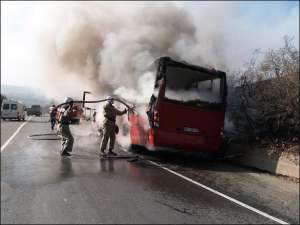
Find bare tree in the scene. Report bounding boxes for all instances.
[227,36,299,145]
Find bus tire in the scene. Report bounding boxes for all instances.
[201,151,216,161]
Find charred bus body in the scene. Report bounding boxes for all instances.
[128,57,227,156]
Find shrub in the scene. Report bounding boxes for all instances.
[227,36,299,142]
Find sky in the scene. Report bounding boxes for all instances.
[1,1,299,88]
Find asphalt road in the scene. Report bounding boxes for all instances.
[1,116,298,224]
[1,119,26,146]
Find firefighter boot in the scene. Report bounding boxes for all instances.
[108,149,117,156]
[99,150,107,157]
[61,151,71,157]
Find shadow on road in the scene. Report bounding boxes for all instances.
[26,120,49,123]
[129,147,263,174]
[59,157,73,178]
[99,158,115,172]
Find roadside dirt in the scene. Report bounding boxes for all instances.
[253,138,299,166]
[278,145,299,166]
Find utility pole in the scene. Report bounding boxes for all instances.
[82,91,91,108]
[82,91,91,119]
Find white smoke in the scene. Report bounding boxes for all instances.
[2,2,298,103]
[36,2,198,103]
[165,89,221,103]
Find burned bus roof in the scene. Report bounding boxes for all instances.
[154,56,226,79]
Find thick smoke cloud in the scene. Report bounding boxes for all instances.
[31,1,298,104]
[36,2,223,103]
[2,2,298,101]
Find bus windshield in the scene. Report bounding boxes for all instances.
[164,65,223,104]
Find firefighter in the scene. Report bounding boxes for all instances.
[49,104,57,130]
[58,97,74,156]
[100,96,127,156]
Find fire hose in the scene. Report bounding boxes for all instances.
[27,133,140,161]
[54,97,136,114]
[28,133,61,140]
[28,97,135,140]
[27,98,141,161]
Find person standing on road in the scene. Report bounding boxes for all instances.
[99,96,127,157]
[49,105,57,130]
[58,97,74,156]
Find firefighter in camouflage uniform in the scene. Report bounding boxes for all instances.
[58,97,74,156]
[100,96,127,156]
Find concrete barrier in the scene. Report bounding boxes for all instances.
[228,144,299,179]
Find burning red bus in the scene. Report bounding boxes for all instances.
[128,57,227,156]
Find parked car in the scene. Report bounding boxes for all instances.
[27,105,42,116]
[1,100,26,121]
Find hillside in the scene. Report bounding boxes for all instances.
[1,84,50,107]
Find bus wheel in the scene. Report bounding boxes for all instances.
[196,151,215,162]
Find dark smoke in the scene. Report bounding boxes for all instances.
[37,2,223,103]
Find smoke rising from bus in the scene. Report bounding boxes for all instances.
[31,1,298,107]
[36,2,229,103]
[3,2,299,105]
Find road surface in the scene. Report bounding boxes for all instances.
[1,116,299,224]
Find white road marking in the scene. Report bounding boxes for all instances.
[1,117,31,152]
[148,160,289,224]
[121,146,289,224]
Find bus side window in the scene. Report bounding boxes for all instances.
[197,80,212,91]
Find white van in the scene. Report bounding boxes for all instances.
[1,100,26,121]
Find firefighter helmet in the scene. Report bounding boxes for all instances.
[106,96,114,104]
[64,97,73,103]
